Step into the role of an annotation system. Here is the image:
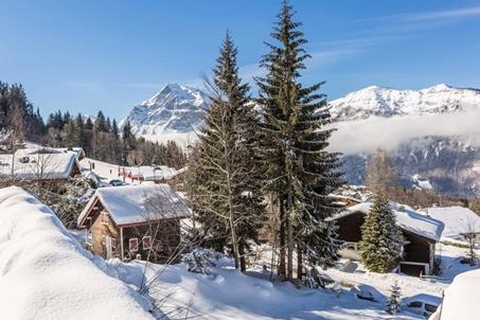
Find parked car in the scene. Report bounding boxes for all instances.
[109,179,125,186]
[404,294,441,317]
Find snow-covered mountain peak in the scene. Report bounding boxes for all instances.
[424,83,451,92]
[125,83,210,136]
[143,83,206,108]
[329,84,480,121]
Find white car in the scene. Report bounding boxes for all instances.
[404,294,441,317]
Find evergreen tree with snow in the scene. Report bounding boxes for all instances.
[385,280,402,314]
[256,1,343,280]
[186,32,265,272]
[360,195,405,273]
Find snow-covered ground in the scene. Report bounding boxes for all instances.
[110,259,422,320]
[325,244,479,297]
[0,186,154,320]
[104,242,480,320]
[1,184,478,319]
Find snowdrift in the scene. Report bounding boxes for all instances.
[0,187,154,320]
[430,268,480,320]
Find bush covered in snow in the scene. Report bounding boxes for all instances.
[181,248,224,274]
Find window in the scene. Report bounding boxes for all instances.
[143,236,152,250]
[101,212,109,224]
[129,238,138,252]
[407,301,422,308]
[111,237,117,250]
[425,304,438,313]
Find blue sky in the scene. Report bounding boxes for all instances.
[1,0,479,120]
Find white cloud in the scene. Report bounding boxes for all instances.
[328,108,480,155]
[363,5,480,24]
[405,5,480,21]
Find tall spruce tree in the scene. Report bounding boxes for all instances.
[360,195,405,273]
[256,1,343,280]
[187,33,265,272]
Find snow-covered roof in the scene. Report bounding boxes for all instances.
[419,206,480,240]
[433,269,480,320]
[330,201,444,242]
[78,184,190,227]
[0,150,79,180]
[0,186,154,320]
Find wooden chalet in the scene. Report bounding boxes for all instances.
[77,184,190,263]
[330,202,444,276]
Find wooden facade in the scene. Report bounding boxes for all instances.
[81,196,183,263]
[335,211,437,276]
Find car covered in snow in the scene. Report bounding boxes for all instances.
[109,179,125,186]
[404,294,441,317]
[351,285,386,303]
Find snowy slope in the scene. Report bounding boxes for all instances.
[124,83,209,137]
[0,186,154,320]
[329,84,480,121]
[112,260,422,320]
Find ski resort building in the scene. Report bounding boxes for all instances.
[331,202,444,276]
[78,184,190,263]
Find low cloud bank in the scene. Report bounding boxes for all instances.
[328,107,480,155]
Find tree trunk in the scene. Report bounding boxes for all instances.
[287,215,293,280]
[278,200,286,280]
[239,240,246,273]
[287,190,293,281]
[297,240,303,281]
[228,199,240,270]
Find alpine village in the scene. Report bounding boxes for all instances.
[0,1,479,319]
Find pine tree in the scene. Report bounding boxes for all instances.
[360,195,405,273]
[85,117,94,130]
[112,119,119,139]
[121,120,135,165]
[385,280,402,314]
[106,117,112,133]
[63,120,77,148]
[187,32,265,272]
[94,111,107,132]
[256,1,343,280]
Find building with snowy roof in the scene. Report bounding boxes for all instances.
[0,148,81,182]
[330,201,444,276]
[78,184,190,263]
[419,206,480,242]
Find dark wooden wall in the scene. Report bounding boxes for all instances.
[336,212,365,242]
